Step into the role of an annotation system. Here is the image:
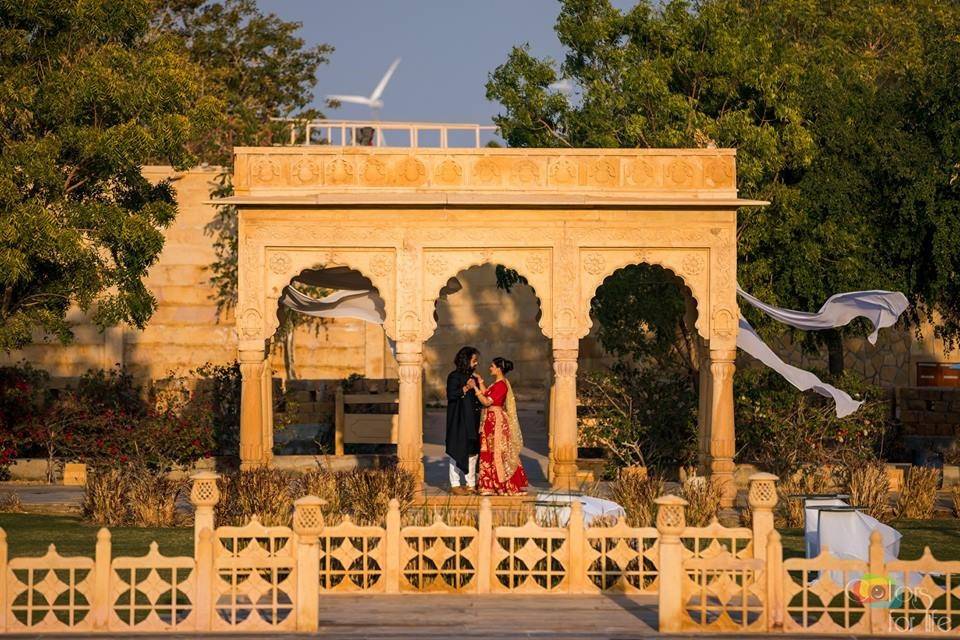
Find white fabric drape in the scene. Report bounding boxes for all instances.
[277,272,464,358]
[736,315,864,417]
[737,287,908,345]
[735,287,909,418]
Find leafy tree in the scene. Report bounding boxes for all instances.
[153,0,333,167]
[153,0,333,313]
[487,0,960,373]
[0,0,220,351]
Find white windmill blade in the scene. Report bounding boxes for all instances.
[370,58,401,102]
[326,94,375,106]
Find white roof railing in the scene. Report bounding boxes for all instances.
[270,118,500,149]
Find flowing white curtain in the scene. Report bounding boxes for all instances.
[736,287,909,417]
[736,287,908,344]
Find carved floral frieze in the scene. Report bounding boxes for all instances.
[234,150,737,194]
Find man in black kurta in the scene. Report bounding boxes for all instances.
[446,346,481,494]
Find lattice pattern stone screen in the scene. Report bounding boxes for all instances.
[584,520,659,594]
[318,519,386,592]
[401,520,479,592]
[211,519,296,631]
[493,520,569,593]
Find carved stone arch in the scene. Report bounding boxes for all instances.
[420,248,553,341]
[577,248,710,340]
[262,247,397,340]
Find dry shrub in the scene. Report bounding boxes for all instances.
[217,464,418,527]
[778,468,835,527]
[336,467,417,525]
[610,472,663,527]
[847,463,891,522]
[952,484,960,518]
[128,471,187,527]
[82,467,130,526]
[896,466,940,520]
[0,492,24,513]
[292,466,341,518]
[679,477,723,526]
[217,468,295,527]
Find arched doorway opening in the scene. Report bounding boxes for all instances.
[268,264,395,456]
[421,264,550,489]
[578,263,704,480]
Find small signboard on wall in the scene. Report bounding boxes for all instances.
[917,362,960,387]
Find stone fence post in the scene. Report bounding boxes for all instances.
[477,498,492,594]
[748,472,778,559]
[868,530,886,633]
[567,500,586,593]
[190,471,220,552]
[655,495,688,633]
[195,528,214,631]
[766,530,784,631]
[293,496,325,632]
[92,528,111,630]
[385,499,401,593]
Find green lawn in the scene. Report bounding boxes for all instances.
[779,519,960,561]
[0,513,193,558]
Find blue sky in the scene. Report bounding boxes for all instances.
[257,0,637,125]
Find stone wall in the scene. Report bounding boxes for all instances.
[763,328,914,388]
[897,387,960,438]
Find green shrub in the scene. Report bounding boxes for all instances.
[82,467,131,526]
[216,464,418,527]
[679,478,724,526]
[217,468,295,527]
[193,362,241,456]
[0,362,50,478]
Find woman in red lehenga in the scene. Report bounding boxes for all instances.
[474,357,529,496]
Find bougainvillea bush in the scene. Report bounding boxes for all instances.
[0,363,49,478]
[1,364,216,483]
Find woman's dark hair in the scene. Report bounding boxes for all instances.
[492,357,514,375]
[454,346,480,373]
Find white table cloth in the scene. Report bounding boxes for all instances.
[803,498,851,558]
[534,493,625,527]
[804,499,902,586]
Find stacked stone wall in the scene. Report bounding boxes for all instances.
[897,387,960,438]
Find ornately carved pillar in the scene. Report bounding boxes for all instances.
[551,344,579,488]
[697,348,713,475]
[708,349,737,507]
[396,347,424,481]
[260,357,274,464]
[239,348,268,470]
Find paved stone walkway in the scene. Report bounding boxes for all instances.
[2,595,663,638]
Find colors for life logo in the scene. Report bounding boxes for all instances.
[849,574,899,608]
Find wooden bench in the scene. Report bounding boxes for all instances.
[334,388,399,455]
